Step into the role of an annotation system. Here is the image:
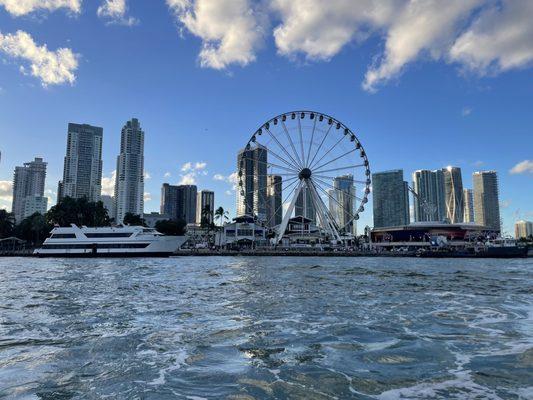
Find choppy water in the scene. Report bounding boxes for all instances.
[0,256,532,399]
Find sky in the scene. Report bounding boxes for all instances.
[0,0,532,235]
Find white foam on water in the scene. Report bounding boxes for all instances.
[513,387,533,400]
[147,349,188,386]
[364,339,400,352]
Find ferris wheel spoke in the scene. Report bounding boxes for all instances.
[313,174,368,185]
[298,117,305,167]
[305,116,318,168]
[308,123,334,169]
[263,178,299,228]
[313,163,366,175]
[281,120,304,169]
[312,148,358,173]
[263,144,301,171]
[309,134,346,171]
[264,127,302,171]
[239,157,299,173]
[307,180,341,239]
[242,175,299,196]
[312,176,365,202]
[312,178,359,228]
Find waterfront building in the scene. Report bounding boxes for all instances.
[473,171,501,232]
[333,175,356,235]
[160,183,197,224]
[295,186,316,224]
[12,157,47,222]
[463,189,475,223]
[412,169,446,222]
[515,220,533,239]
[236,145,267,221]
[372,170,409,228]
[216,215,267,249]
[442,166,464,223]
[58,123,103,203]
[196,190,215,225]
[114,118,144,223]
[266,175,282,228]
[100,195,115,220]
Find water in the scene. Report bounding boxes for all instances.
[0,256,532,400]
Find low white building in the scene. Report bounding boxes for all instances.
[215,215,267,249]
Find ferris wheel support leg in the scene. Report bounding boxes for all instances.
[308,180,342,243]
[275,181,303,244]
[308,182,336,241]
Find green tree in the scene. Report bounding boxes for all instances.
[46,197,111,227]
[155,219,187,236]
[0,209,15,239]
[123,212,145,226]
[14,213,52,245]
[200,205,214,229]
[214,206,229,227]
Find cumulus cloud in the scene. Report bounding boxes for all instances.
[167,0,265,69]
[144,171,151,180]
[510,160,533,175]
[449,0,533,75]
[177,161,208,184]
[97,0,138,26]
[143,192,152,202]
[179,173,196,185]
[0,30,78,86]
[0,180,12,203]
[164,171,171,178]
[0,0,80,16]
[101,170,116,196]
[363,0,480,92]
[181,161,206,172]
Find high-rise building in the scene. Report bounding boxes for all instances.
[236,145,267,220]
[114,118,144,223]
[295,186,316,223]
[442,166,464,223]
[160,183,197,224]
[515,220,533,239]
[100,195,115,220]
[266,175,282,227]
[12,157,47,222]
[196,190,215,225]
[58,123,103,203]
[372,170,409,228]
[463,188,475,223]
[332,175,356,235]
[473,171,501,232]
[412,169,446,222]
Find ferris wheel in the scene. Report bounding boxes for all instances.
[238,111,371,243]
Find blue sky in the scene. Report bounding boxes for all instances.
[0,0,532,235]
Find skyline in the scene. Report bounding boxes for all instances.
[0,1,532,236]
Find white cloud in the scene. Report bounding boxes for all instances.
[363,0,480,92]
[167,0,265,69]
[500,199,511,209]
[164,171,171,178]
[510,160,533,175]
[144,171,151,180]
[101,170,116,195]
[0,0,80,16]
[449,0,533,75]
[462,106,472,116]
[97,0,138,26]
[0,30,79,87]
[213,173,225,181]
[272,0,397,61]
[179,173,196,185]
[144,192,152,202]
[0,180,12,203]
[181,161,207,172]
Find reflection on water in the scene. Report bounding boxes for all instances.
[0,256,531,399]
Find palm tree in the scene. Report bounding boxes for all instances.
[214,206,229,248]
[0,209,15,239]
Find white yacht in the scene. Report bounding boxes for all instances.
[34,225,187,257]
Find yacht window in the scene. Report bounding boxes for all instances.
[51,233,76,239]
[85,232,133,238]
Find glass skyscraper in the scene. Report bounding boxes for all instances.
[473,171,501,232]
[442,166,464,223]
[412,169,446,222]
[12,157,47,223]
[236,145,267,221]
[372,170,409,228]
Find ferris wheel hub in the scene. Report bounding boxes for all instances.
[299,168,312,180]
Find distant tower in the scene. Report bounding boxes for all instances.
[196,190,215,225]
[176,185,197,224]
[372,170,409,228]
[58,123,103,203]
[412,169,446,222]
[333,175,356,235]
[442,166,464,223]
[266,175,282,227]
[463,189,475,223]
[114,118,144,223]
[473,171,501,232]
[161,183,179,220]
[295,186,316,224]
[236,145,267,220]
[12,157,47,222]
